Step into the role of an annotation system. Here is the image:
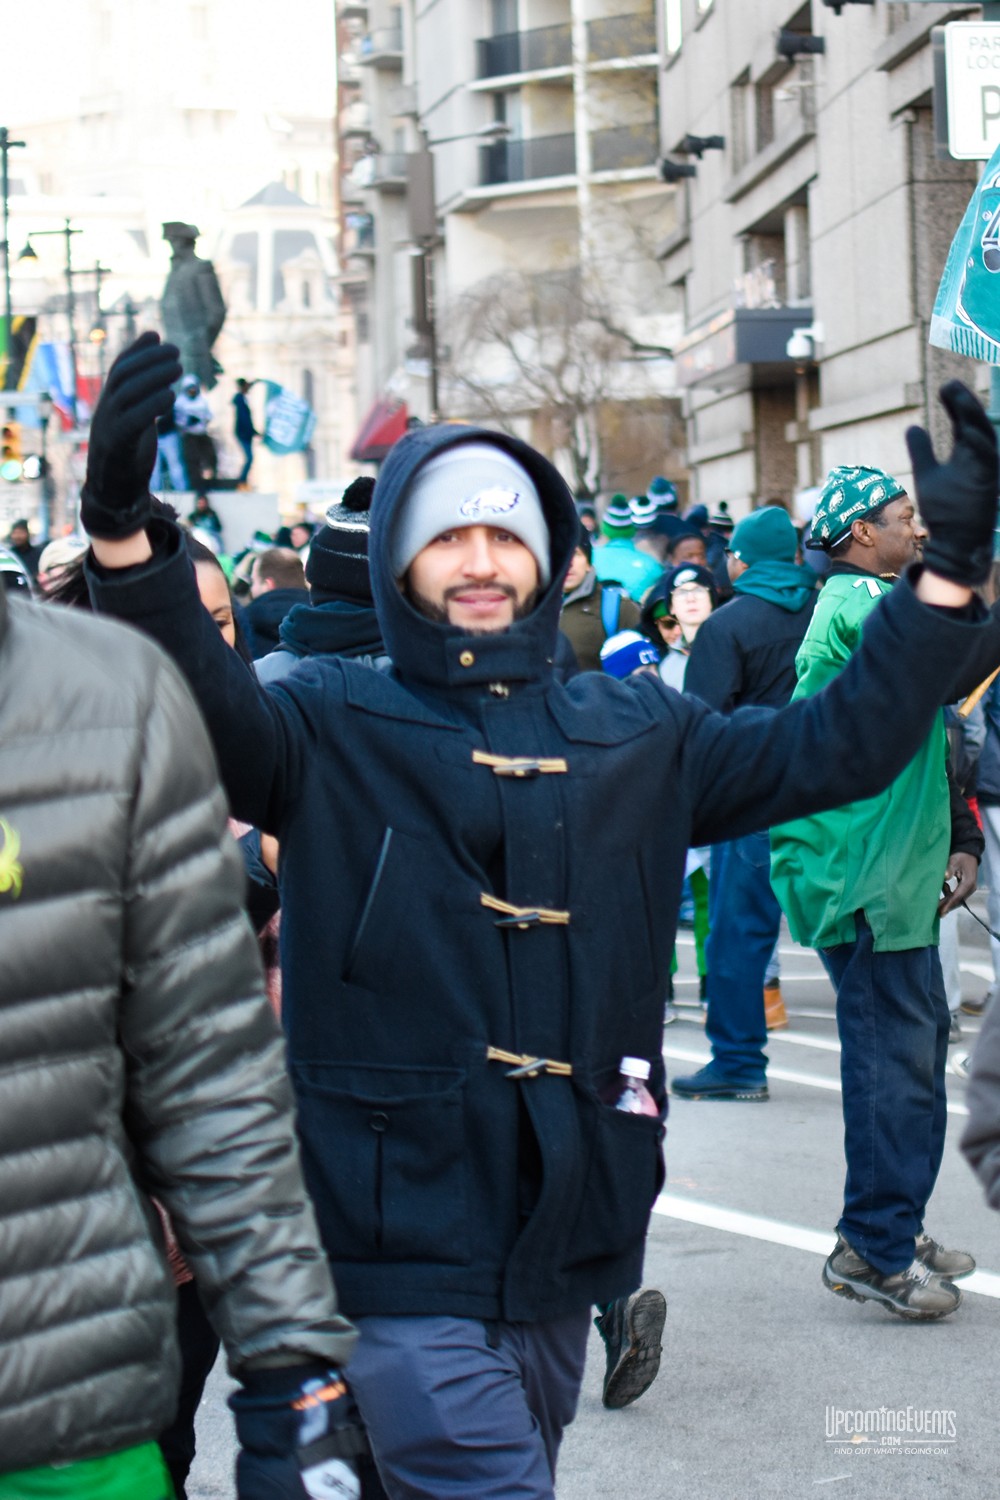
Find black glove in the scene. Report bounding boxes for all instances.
[906,380,999,586]
[80,331,182,540]
[231,1365,366,1500]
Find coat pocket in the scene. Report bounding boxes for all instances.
[292,1062,471,1265]
[561,1089,665,1269]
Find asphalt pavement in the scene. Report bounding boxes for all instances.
[189,902,1000,1499]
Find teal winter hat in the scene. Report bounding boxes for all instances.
[647,476,678,511]
[807,465,907,551]
[602,493,635,538]
[728,505,798,566]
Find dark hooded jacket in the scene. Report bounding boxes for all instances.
[684,577,817,712]
[86,423,1000,1324]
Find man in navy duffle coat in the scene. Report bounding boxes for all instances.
[84,336,1000,1500]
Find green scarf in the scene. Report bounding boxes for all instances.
[733,560,817,612]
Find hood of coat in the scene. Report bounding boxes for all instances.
[369,424,577,692]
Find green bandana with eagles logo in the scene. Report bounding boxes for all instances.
[807,465,906,551]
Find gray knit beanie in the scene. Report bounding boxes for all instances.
[390,442,550,586]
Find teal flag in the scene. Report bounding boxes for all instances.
[929,144,1000,364]
[262,381,316,454]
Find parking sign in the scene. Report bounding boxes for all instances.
[945,23,1000,160]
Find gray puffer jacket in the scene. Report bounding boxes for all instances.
[0,587,354,1474]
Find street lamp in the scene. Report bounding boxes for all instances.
[0,126,26,371]
[19,218,83,421]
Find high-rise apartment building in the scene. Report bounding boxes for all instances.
[340,0,686,494]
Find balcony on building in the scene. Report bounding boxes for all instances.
[481,131,576,187]
[359,26,403,69]
[341,171,366,206]
[476,23,572,82]
[591,122,658,175]
[340,100,372,138]
[587,11,657,64]
[479,121,658,189]
[338,50,363,86]
[474,11,654,84]
[353,151,409,192]
[343,211,375,260]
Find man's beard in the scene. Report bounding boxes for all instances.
[407,582,539,634]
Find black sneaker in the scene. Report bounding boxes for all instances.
[822,1235,961,1320]
[594,1289,667,1410]
[949,1013,962,1043]
[671,1064,768,1102]
[915,1232,975,1279]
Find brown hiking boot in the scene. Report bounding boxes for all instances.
[764,981,788,1030]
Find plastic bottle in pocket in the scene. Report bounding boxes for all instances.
[614,1056,659,1116]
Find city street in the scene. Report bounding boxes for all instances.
[189,904,1000,1500]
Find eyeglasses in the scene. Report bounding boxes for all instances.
[672,584,711,599]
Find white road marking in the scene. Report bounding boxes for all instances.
[960,960,995,980]
[662,1043,970,1115]
[765,1030,842,1054]
[652,1193,1000,1298]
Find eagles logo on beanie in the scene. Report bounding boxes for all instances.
[306,475,375,604]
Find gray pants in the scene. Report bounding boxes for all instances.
[346,1312,591,1500]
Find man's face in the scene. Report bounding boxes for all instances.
[671,536,707,567]
[563,546,590,593]
[10,525,28,549]
[407,524,540,634]
[864,494,926,574]
[290,525,311,550]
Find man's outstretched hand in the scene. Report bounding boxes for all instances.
[907,381,999,588]
[80,331,182,541]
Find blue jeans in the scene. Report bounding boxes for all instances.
[704,830,783,1084]
[820,918,949,1275]
[237,436,254,484]
[346,1313,590,1499]
[153,431,188,491]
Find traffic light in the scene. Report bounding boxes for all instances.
[1,422,23,482]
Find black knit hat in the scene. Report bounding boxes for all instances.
[576,520,593,563]
[306,476,375,604]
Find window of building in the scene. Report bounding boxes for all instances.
[302,281,312,308]
[664,0,682,56]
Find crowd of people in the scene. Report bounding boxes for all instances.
[6,330,1000,1500]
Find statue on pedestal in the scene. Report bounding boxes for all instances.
[160,222,226,390]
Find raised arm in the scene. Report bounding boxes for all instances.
[682,382,1000,844]
[80,333,300,830]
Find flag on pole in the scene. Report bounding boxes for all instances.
[929,142,1000,364]
[262,381,316,454]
